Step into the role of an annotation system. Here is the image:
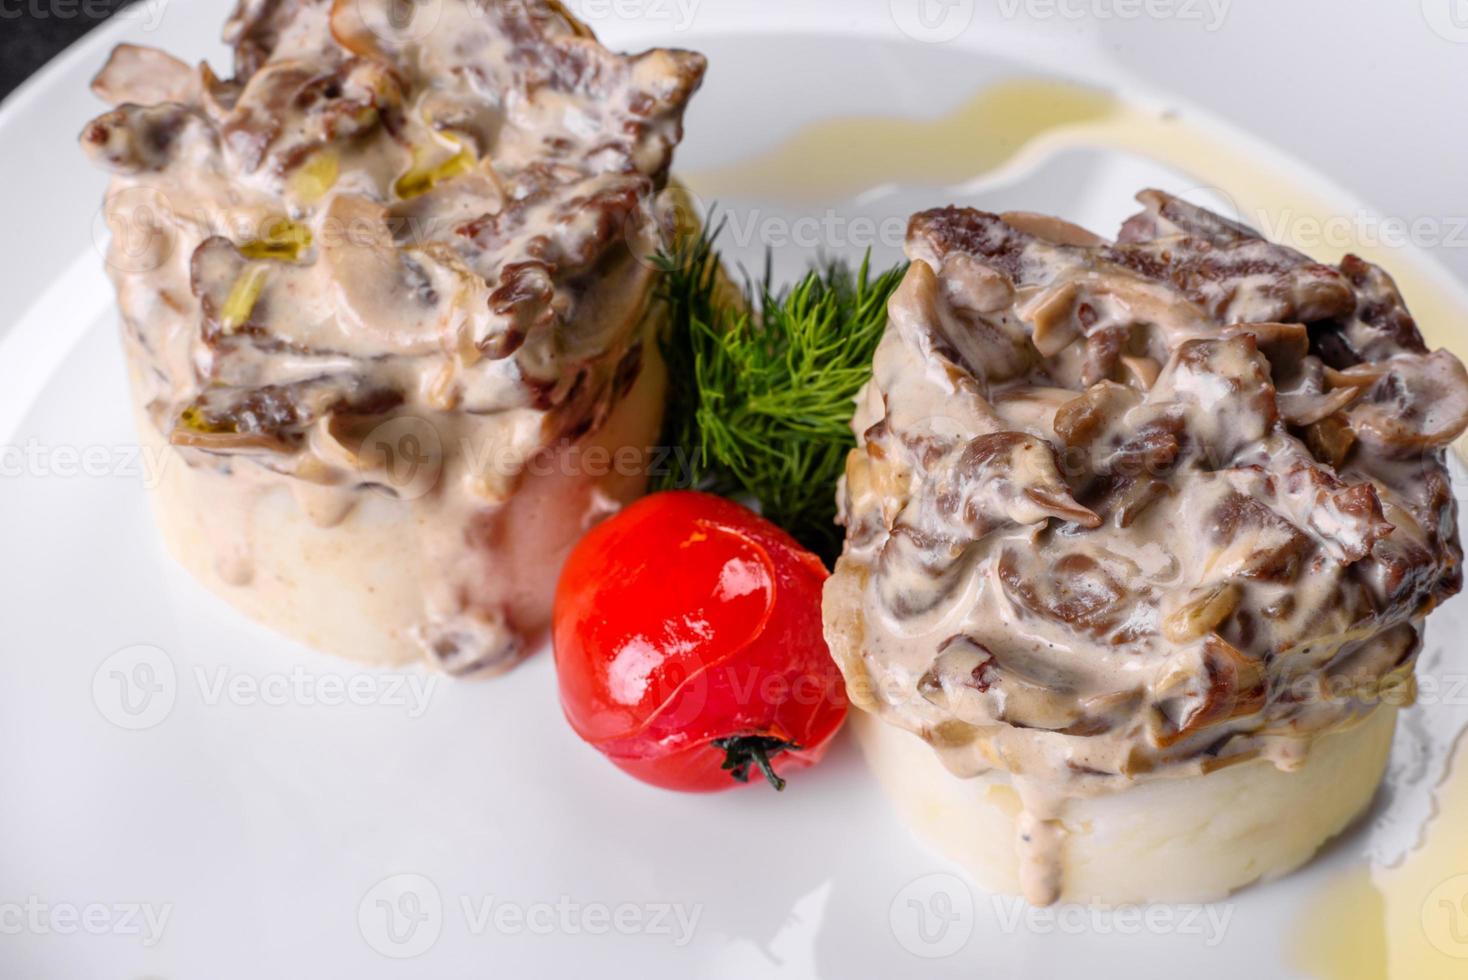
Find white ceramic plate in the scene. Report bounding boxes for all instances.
[3,3,1467,976]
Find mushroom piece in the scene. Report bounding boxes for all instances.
[940,253,1015,314]
[81,103,199,175]
[1325,363,1389,389]
[91,44,197,106]
[1305,413,1358,469]
[1052,381,1140,448]
[1162,581,1242,644]
[1278,385,1364,428]
[320,194,488,357]
[1022,280,1083,358]
[890,259,1032,385]
[328,0,407,63]
[1348,349,1468,454]
[1223,322,1310,369]
[198,62,243,118]
[919,634,1135,735]
[939,432,1102,535]
[1149,635,1267,749]
[190,237,258,338]
[1120,355,1162,390]
[1000,211,1108,248]
[997,548,1129,640]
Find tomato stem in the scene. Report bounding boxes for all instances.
[712,735,799,791]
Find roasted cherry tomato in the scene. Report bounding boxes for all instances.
[553,491,848,792]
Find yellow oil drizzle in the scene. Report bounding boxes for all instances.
[1294,732,1468,979]
[689,79,1119,202]
[684,78,1464,354]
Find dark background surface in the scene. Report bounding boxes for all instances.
[0,1,134,101]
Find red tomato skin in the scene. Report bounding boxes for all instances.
[553,491,847,792]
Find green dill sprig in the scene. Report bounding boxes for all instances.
[653,220,908,563]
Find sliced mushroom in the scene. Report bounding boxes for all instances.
[1347,350,1468,454]
[1305,413,1357,469]
[997,547,1131,640]
[190,237,256,337]
[1120,355,1162,390]
[1149,635,1267,748]
[1325,363,1388,389]
[1090,474,1172,529]
[328,0,401,63]
[889,260,1032,384]
[80,103,198,174]
[945,432,1101,532]
[1223,322,1309,368]
[91,44,197,106]
[1278,385,1364,427]
[921,634,1134,735]
[172,376,402,458]
[1022,280,1083,357]
[1052,381,1139,448]
[939,253,1015,314]
[320,194,488,355]
[1162,581,1242,643]
[198,62,243,118]
[1000,211,1107,248]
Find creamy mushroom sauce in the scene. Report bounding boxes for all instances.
[829,191,1468,903]
[81,0,704,673]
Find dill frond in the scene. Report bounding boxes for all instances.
[654,220,907,563]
